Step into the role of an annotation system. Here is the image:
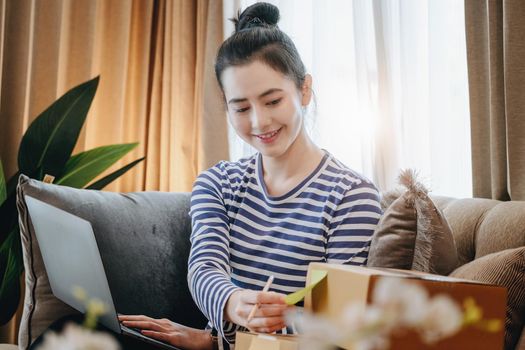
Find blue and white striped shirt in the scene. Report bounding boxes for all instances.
[187,151,382,344]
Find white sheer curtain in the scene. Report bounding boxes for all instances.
[223,0,472,197]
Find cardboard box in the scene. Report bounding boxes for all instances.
[235,331,299,350]
[304,263,507,350]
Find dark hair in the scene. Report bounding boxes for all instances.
[215,2,307,92]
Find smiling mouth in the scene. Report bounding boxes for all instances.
[254,128,282,140]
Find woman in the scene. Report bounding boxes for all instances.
[120,2,381,349]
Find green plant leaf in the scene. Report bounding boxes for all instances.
[0,172,21,246]
[5,171,20,200]
[87,157,145,190]
[55,143,139,188]
[0,160,6,205]
[0,160,10,247]
[18,76,100,178]
[0,226,22,325]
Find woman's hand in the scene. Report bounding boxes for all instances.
[118,315,212,350]
[225,289,291,333]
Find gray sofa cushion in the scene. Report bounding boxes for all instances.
[16,175,207,349]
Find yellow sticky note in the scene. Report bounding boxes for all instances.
[284,269,327,305]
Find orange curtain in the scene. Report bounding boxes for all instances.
[144,0,229,191]
[0,0,227,343]
[0,0,228,193]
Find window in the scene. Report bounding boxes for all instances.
[224,0,471,197]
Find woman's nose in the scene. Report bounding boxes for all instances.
[250,107,271,131]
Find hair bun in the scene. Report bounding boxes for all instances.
[233,2,280,32]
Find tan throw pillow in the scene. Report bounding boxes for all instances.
[367,191,417,270]
[450,247,525,350]
[367,169,458,275]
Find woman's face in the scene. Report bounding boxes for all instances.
[221,60,312,158]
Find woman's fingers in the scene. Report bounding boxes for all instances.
[121,320,168,332]
[118,315,171,330]
[255,324,287,334]
[118,314,154,322]
[249,321,287,334]
[237,304,289,318]
[246,315,286,330]
[258,304,291,317]
[233,290,291,330]
[240,291,286,305]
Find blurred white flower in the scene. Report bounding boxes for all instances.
[341,303,367,332]
[418,294,463,343]
[285,309,342,350]
[372,277,404,306]
[341,303,391,350]
[353,334,390,350]
[286,276,498,350]
[372,277,429,327]
[38,323,120,350]
[37,286,119,349]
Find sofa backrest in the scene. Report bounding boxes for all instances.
[16,175,207,349]
[16,176,525,348]
[433,196,525,350]
[433,195,525,266]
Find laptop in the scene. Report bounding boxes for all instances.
[24,195,181,350]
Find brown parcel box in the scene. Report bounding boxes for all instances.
[304,263,507,350]
[235,331,299,350]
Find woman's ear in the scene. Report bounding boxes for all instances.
[301,74,313,106]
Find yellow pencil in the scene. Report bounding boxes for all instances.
[247,275,274,322]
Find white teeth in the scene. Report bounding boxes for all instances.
[257,129,279,139]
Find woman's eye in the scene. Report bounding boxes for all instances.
[267,98,282,106]
[235,107,250,113]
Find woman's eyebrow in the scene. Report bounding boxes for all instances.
[227,88,283,105]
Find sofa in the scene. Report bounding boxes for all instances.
[2,175,524,349]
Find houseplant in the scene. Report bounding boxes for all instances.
[0,76,145,325]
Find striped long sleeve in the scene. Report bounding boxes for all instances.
[187,151,382,345]
[187,167,241,343]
